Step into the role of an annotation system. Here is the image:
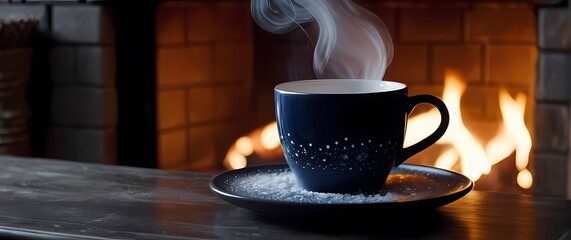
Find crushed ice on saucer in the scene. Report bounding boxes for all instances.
[231,169,397,204]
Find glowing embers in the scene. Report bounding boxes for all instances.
[224,122,283,169]
[404,70,533,189]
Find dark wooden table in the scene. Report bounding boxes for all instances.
[0,156,569,239]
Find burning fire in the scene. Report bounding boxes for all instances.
[405,70,533,189]
[224,71,533,189]
[224,122,282,170]
[405,73,491,181]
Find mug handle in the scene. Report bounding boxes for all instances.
[396,94,450,166]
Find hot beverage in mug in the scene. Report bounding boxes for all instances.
[274,79,449,194]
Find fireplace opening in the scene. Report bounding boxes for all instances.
[213,0,540,196]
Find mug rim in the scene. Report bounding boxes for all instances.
[275,79,406,95]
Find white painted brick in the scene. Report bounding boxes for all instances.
[50,46,116,87]
[52,5,114,44]
[533,152,568,198]
[78,46,115,87]
[51,86,117,127]
[50,46,77,85]
[536,52,570,101]
[538,8,571,49]
[534,103,569,152]
[0,5,48,31]
[46,126,116,164]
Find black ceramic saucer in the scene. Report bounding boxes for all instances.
[210,164,473,218]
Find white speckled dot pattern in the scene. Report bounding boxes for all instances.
[280,133,397,171]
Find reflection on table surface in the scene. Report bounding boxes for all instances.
[0,155,569,239]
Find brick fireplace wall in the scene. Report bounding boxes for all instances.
[156,0,253,171]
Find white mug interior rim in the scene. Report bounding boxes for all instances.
[275,79,406,94]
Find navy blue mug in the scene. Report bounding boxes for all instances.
[274,79,450,194]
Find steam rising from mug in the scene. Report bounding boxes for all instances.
[251,0,394,80]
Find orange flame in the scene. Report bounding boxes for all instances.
[405,70,532,188]
[497,89,533,189]
[405,71,490,181]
